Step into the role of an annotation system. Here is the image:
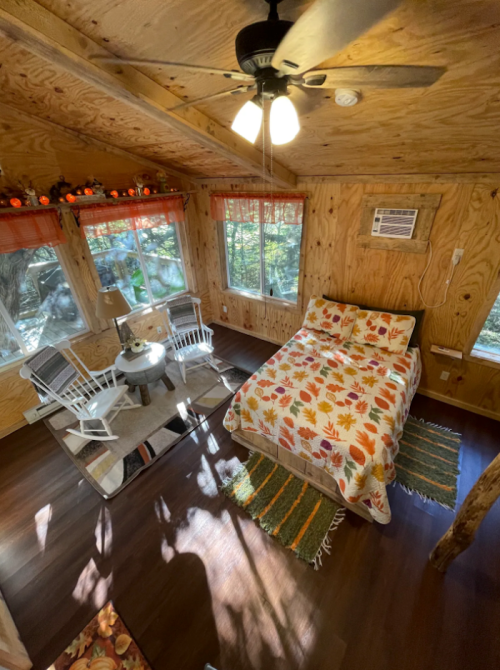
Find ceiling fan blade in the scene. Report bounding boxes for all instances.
[271,0,402,76]
[300,65,446,89]
[288,86,325,115]
[91,56,255,81]
[170,85,256,111]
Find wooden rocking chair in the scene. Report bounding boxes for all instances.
[20,340,141,440]
[157,295,217,383]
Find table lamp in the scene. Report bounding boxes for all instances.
[96,286,132,349]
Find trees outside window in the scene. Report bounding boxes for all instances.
[224,219,302,303]
[473,292,500,357]
[0,246,86,367]
[85,217,187,309]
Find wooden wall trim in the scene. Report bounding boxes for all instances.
[417,388,500,422]
[196,174,500,186]
[0,0,296,188]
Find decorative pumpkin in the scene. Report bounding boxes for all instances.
[128,188,136,196]
[66,193,77,203]
[110,190,119,198]
[69,658,117,670]
[39,195,50,205]
[114,634,132,655]
[143,187,150,196]
[84,187,93,196]
[10,198,22,208]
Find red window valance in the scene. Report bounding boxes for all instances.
[79,196,185,238]
[210,192,306,225]
[0,209,66,253]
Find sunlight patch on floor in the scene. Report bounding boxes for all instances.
[95,507,112,557]
[72,558,112,609]
[172,502,317,669]
[197,454,219,497]
[155,496,171,523]
[207,433,220,454]
[34,503,52,553]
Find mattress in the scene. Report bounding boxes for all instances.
[224,327,422,523]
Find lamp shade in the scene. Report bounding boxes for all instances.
[96,286,132,319]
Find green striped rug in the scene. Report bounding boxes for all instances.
[221,453,345,569]
[395,416,462,509]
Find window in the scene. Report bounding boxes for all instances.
[472,292,500,359]
[224,220,303,302]
[212,192,305,305]
[83,211,187,310]
[0,246,87,367]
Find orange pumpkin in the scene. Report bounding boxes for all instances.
[69,657,117,670]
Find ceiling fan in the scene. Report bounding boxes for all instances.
[93,0,446,146]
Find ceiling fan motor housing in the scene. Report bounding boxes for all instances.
[235,19,293,75]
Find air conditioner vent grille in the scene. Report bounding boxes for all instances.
[371,208,418,240]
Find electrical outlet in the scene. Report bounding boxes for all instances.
[452,248,464,265]
[157,326,162,334]
[222,305,228,313]
[440,370,450,381]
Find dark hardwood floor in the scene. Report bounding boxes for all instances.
[1,324,499,670]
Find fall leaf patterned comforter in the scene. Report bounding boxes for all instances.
[224,327,422,523]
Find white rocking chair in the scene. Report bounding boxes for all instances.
[20,340,141,441]
[157,295,217,383]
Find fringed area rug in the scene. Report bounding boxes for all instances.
[395,416,462,509]
[221,453,345,569]
[47,602,151,670]
[46,359,249,498]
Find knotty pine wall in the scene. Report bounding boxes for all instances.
[190,179,500,421]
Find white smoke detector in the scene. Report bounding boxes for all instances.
[335,89,361,107]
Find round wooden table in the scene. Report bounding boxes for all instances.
[114,342,175,406]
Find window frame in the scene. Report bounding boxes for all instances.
[218,210,306,308]
[0,244,89,368]
[465,274,500,369]
[85,219,190,310]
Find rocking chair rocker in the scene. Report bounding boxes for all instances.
[20,340,141,440]
[157,295,217,383]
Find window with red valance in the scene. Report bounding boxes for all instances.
[80,196,188,310]
[0,209,66,253]
[0,209,86,368]
[210,192,306,304]
[79,196,185,238]
[210,192,306,225]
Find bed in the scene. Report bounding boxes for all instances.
[224,327,421,523]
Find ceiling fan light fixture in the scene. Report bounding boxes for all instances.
[231,96,263,143]
[270,95,300,145]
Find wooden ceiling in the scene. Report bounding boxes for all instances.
[1,0,500,187]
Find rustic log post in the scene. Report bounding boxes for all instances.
[429,452,500,572]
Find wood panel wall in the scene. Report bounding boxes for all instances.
[190,179,500,421]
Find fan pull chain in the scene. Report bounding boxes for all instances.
[269,121,274,299]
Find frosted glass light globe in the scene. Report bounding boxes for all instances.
[231,99,263,144]
[270,95,300,145]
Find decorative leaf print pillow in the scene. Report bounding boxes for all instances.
[351,310,416,354]
[302,295,359,341]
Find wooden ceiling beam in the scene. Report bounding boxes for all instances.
[0,100,197,185]
[0,0,297,189]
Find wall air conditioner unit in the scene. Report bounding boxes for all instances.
[371,208,418,239]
